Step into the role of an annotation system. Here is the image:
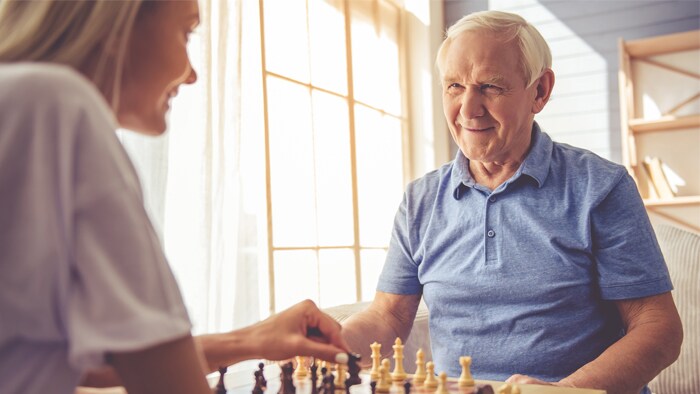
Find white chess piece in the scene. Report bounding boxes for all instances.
[413,349,427,386]
[424,361,438,391]
[391,337,407,384]
[458,356,474,388]
[370,341,382,381]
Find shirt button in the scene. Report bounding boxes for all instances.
[487,229,495,238]
[489,196,496,202]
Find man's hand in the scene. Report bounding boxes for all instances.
[506,374,574,387]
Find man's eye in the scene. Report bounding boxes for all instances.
[481,84,502,93]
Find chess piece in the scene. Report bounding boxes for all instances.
[370,381,377,394]
[310,362,319,394]
[413,349,426,387]
[370,341,382,381]
[423,361,438,391]
[391,337,407,384]
[376,361,391,393]
[215,366,227,394]
[475,384,495,394]
[436,372,449,394]
[259,362,268,389]
[346,353,362,386]
[458,356,474,388]
[295,356,308,379]
[335,363,346,389]
[253,370,265,394]
[279,362,296,394]
[497,384,512,394]
[403,381,412,394]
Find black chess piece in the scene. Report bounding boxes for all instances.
[279,362,296,394]
[475,384,494,394]
[403,381,411,394]
[310,362,319,394]
[369,380,377,394]
[259,362,267,389]
[345,353,362,387]
[215,366,228,394]
[253,370,265,394]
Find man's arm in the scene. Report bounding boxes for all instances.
[342,291,422,366]
[508,292,683,394]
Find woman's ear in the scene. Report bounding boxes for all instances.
[531,68,555,114]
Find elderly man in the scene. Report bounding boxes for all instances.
[342,10,682,394]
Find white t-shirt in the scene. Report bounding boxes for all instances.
[0,63,192,394]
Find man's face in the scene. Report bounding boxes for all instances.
[440,30,541,165]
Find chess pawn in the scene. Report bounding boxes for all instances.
[436,372,449,394]
[334,363,346,389]
[295,356,308,379]
[423,361,438,391]
[391,337,407,384]
[376,359,391,393]
[497,384,512,394]
[215,366,227,394]
[413,349,426,387]
[370,341,382,381]
[458,356,474,388]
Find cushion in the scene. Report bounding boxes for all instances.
[648,224,700,394]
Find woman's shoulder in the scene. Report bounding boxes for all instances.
[0,62,107,110]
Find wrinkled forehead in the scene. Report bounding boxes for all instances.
[440,31,523,78]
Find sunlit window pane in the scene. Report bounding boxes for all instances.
[312,91,354,246]
[360,249,387,301]
[350,0,402,115]
[319,249,356,307]
[354,105,404,246]
[309,0,347,94]
[264,0,310,83]
[267,77,317,247]
[274,250,319,311]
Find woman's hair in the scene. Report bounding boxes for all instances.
[436,10,552,88]
[0,0,147,108]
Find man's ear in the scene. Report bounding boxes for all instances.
[531,68,555,114]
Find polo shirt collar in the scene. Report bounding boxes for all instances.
[451,121,553,199]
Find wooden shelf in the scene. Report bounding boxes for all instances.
[629,114,700,133]
[643,195,700,207]
[624,30,700,58]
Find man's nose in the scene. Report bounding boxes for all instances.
[460,88,485,119]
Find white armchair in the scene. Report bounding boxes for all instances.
[324,300,431,373]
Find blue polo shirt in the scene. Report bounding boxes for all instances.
[377,123,671,387]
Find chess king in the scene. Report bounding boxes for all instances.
[341,9,682,394]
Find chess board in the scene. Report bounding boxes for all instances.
[210,363,606,394]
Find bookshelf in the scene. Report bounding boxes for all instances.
[618,30,700,233]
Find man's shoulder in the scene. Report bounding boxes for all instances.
[406,160,455,196]
[551,141,626,180]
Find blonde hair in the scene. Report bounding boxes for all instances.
[436,10,551,88]
[0,0,144,108]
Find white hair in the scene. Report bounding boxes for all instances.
[436,10,552,88]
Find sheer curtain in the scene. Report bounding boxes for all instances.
[119,0,266,336]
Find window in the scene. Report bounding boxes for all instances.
[260,0,409,312]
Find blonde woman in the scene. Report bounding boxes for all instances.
[0,2,349,394]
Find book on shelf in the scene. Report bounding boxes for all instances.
[641,156,676,200]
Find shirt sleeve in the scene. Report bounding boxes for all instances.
[64,82,192,370]
[591,172,673,300]
[376,191,423,295]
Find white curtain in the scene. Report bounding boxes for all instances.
[119,0,266,336]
